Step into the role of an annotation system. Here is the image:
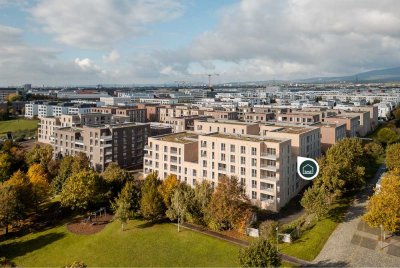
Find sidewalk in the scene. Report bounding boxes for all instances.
[179,222,312,266]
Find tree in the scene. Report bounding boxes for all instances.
[364,173,400,234]
[393,108,400,121]
[0,152,12,182]
[102,162,129,197]
[26,144,53,168]
[301,184,336,220]
[239,238,281,268]
[27,164,50,211]
[71,152,90,174]
[386,143,400,171]
[140,173,165,221]
[364,142,384,160]
[0,186,22,234]
[319,138,366,195]
[159,174,179,209]
[52,156,74,193]
[111,180,142,230]
[192,180,213,224]
[377,128,398,145]
[206,176,253,232]
[259,220,279,243]
[4,170,31,210]
[166,183,195,229]
[60,170,102,211]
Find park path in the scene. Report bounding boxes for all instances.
[179,222,312,266]
[313,165,400,267]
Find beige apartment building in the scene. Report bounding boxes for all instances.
[323,115,360,137]
[314,122,347,152]
[136,103,161,122]
[54,122,150,171]
[276,112,320,125]
[194,119,260,135]
[243,112,275,123]
[38,113,129,145]
[164,115,211,133]
[115,107,146,123]
[144,131,293,211]
[203,110,239,120]
[159,105,203,122]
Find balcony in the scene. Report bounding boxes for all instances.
[144,161,152,166]
[170,149,178,155]
[260,165,278,172]
[100,135,112,141]
[144,145,151,150]
[170,158,178,163]
[100,142,112,148]
[105,150,112,156]
[144,153,151,158]
[261,153,278,160]
[75,139,84,146]
[218,166,226,172]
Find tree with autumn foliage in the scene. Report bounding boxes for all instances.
[60,170,103,211]
[140,173,165,221]
[27,163,50,211]
[205,176,253,232]
[159,174,179,209]
[386,143,400,171]
[364,172,400,234]
[102,162,130,198]
[4,170,31,210]
[0,185,23,234]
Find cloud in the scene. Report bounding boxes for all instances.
[175,0,400,80]
[31,0,184,49]
[102,50,120,63]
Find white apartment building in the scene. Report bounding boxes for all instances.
[139,98,178,105]
[100,97,131,106]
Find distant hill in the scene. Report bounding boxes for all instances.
[298,66,400,83]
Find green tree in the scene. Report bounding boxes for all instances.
[71,152,90,174]
[386,143,400,171]
[112,189,131,231]
[206,176,253,232]
[319,138,366,195]
[0,186,22,234]
[301,184,336,220]
[0,152,12,182]
[26,144,53,169]
[259,220,279,243]
[159,174,179,209]
[193,180,213,224]
[60,170,102,211]
[140,173,165,221]
[377,128,398,145]
[364,141,384,160]
[102,162,129,197]
[364,173,400,234]
[239,238,281,268]
[166,183,195,227]
[52,156,74,193]
[392,108,400,120]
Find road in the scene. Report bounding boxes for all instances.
[313,165,400,267]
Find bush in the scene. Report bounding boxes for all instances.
[259,220,279,242]
[239,238,281,267]
[65,261,87,268]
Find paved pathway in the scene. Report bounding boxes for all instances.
[180,222,312,266]
[314,165,400,267]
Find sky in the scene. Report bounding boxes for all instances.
[1,0,400,86]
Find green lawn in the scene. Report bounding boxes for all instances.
[0,219,240,267]
[0,118,38,134]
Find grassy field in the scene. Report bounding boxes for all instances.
[0,118,38,134]
[0,219,240,267]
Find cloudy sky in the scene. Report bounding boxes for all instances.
[1,0,400,86]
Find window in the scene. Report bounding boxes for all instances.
[193,170,197,176]
[231,165,235,173]
[252,158,257,166]
[240,146,246,154]
[203,170,207,177]
[251,147,257,155]
[230,144,235,152]
[252,191,257,199]
[241,157,246,165]
[252,180,257,188]
[241,167,246,175]
[221,143,226,151]
[203,160,207,167]
[230,155,235,163]
[221,154,226,161]
[252,169,257,177]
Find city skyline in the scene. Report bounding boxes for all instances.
[1,0,400,86]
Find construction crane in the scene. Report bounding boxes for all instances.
[192,73,220,89]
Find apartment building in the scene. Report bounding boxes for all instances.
[25,102,39,118]
[340,110,370,137]
[139,98,178,105]
[203,110,238,120]
[244,112,275,123]
[276,112,320,125]
[90,107,116,114]
[352,106,378,131]
[0,89,17,101]
[159,105,203,122]
[115,107,146,123]
[323,115,360,137]
[144,132,293,211]
[314,122,347,152]
[54,122,150,171]
[194,119,260,135]
[38,113,130,145]
[164,115,211,133]
[136,103,161,122]
[25,102,94,118]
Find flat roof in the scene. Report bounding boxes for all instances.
[208,133,286,143]
[263,124,317,134]
[200,119,257,126]
[158,132,199,144]
[314,122,346,128]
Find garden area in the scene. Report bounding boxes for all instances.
[0,219,240,267]
[0,118,38,140]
